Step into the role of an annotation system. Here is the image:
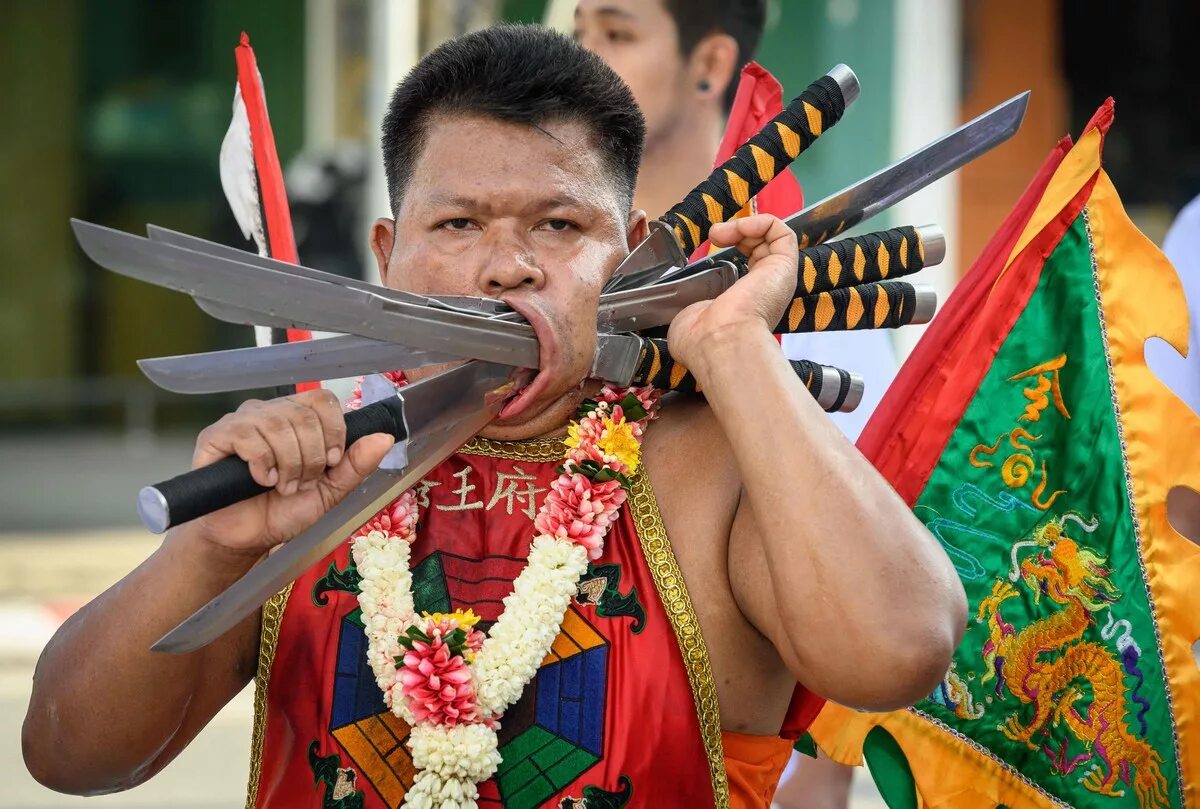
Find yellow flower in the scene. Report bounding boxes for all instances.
[563,420,584,452]
[422,609,482,629]
[598,416,641,473]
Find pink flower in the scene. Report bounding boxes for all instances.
[534,473,627,560]
[352,490,418,541]
[398,637,482,727]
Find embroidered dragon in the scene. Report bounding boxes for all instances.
[976,514,1169,808]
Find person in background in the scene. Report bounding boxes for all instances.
[575,2,897,805]
[1148,193,1200,543]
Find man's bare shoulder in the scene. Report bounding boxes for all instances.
[641,394,740,513]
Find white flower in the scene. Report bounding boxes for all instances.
[473,537,588,715]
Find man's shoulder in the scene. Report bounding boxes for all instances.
[642,394,740,497]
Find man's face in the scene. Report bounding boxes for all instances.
[372,113,646,430]
[574,0,689,145]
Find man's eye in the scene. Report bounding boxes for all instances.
[537,219,576,232]
[606,29,634,43]
[439,218,473,231]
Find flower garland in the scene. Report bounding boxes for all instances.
[351,382,659,808]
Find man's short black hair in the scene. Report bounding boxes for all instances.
[663,0,767,111]
[382,24,645,215]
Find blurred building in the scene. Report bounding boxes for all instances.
[0,0,1196,433]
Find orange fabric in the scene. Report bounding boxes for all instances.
[722,730,795,808]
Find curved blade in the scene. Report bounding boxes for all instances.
[138,335,459,394]
[150,360,514,654]
[72,220,543,368]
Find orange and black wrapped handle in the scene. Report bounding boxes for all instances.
[777,280,935,335]
[659,66,857,257]
[629,336,862,412]
[792,225,937,296]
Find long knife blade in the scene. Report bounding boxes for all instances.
[151,360,512,654]
[148,223,731,331]
[134,259,736,394]
[607,91,1030,292]
[138,334,460,394]
[146,224,513,318]
[72,220,545,368]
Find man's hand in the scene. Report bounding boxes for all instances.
[666,214,797,371]
[187,388,395,553]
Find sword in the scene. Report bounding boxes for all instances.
[604,90,1029,293]
[149,361,513,653]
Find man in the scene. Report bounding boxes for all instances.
[23,25,965,808]
[573,0,899,445]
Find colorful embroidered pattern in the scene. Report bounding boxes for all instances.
[313,558,362,606]
[574,563,646,634]
[309,740,367,809]
[557,775,633,808]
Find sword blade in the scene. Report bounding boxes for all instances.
[138,335,459,394]
[598,262,737,332]
[150,360,512,654]
[72,220,543,368]
[146,224,512,318]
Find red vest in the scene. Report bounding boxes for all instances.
[247,436,732,808]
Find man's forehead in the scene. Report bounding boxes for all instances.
[404,113,619,211]
[576,0,657,22]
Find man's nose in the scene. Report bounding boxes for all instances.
[476,240,546,295]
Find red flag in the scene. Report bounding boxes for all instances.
[225,32,316,390]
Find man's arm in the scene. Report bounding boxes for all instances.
[668,215,967,712]
[23,389,395,793]
[22,529,262,793]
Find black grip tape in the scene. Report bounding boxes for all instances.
[794,226,924,296]
[777,280,919,334]
[661,74,847,255]
[149,397,408,530]
[787,360,854,412]
[629,336,854,412]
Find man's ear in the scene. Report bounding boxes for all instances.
[688,32,739,103]
[626,208,650,250]
[370,218,396,286]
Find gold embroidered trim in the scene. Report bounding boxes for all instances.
[461,435,565,462]
[629,472,730,808]
[244,583,294,809]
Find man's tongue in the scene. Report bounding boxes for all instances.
[497,366,550,421]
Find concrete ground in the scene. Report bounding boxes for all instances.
[0,432,887,807]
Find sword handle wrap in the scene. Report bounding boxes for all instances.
[660,69,852,256]
[138,397,409,533]
[777,280,929,334]
[794,226,926,295]
[628,336,860,412]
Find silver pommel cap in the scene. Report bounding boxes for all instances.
[914,224,946,267]
[815,367,865,413]
[910,284,939,326]
[138,486,171,535]
[826,64,860,107]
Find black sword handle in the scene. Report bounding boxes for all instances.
[629,336,861,412]
[659,67,855,256]
[792,226,930,295]
[137,397,409,534]
[777,280,932,334]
